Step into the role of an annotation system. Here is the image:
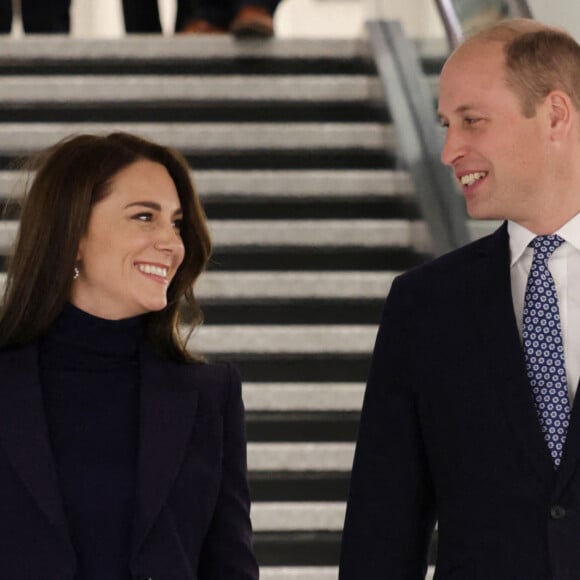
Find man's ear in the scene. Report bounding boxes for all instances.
[545,90,573,138]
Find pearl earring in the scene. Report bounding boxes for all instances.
[73,265,80,280]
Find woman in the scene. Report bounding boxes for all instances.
[0,132,258,580]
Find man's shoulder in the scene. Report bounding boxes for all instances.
[399,223,506,287]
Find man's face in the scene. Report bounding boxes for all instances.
[438,41,549,226]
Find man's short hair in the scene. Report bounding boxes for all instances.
[464,18,580,117]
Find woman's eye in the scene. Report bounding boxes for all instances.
[173,219,183,233]
[133,212,153,222]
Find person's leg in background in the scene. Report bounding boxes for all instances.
[0,0,12,33]
[176,0,231,33]
[122,0,162,32]
[231,0,281,37]
[21,0,71,32]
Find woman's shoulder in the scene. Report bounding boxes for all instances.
[167,358,243,407]
[186,359,241,388]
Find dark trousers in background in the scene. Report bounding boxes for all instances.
[0,0,71,32]
[122,0,281,33]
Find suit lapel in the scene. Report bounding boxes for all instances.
[131,343,199,557]
[468,223,554,482]
[0,344,71,538]
[553,381,580,494]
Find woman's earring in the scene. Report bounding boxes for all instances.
[73,265,80,280]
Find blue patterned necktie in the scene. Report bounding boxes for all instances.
[523,235,570,468]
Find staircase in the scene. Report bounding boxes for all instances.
[0,34,446,579]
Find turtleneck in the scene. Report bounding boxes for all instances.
[39,303,143,580]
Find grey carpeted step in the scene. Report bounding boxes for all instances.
[0,169,414,199]
[0,36,372,62]
[242,383,364,412]
[0,122,395,156]
[259,567,436,580]
[0,75,384,104]
[0,219,426,253]
[252,502,345,532]
[248,443,354,471]
[260,567,339,580]
[190,325,377,355]
[196,271,398,300]
[0,219,495,256]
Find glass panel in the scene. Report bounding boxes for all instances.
[453,0,509,33]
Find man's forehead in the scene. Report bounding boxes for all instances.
[443,39,505,73]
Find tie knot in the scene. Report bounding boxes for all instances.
[531,235,564,260]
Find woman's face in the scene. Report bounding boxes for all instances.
[70,160,186,320]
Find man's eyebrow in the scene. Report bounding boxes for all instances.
[124,201,183,216]
[437,104,479,122]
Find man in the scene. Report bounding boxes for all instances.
[339,19,580,580]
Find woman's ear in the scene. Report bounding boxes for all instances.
[76,237,85,261]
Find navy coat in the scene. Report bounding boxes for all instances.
[340,223,580,580]
[0,340,258,580]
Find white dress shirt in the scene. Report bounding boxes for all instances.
[509,214,580,402]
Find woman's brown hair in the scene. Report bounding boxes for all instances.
[0,132,211,362]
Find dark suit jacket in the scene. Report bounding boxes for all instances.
[0,340,258,580]
[340,223,580,580]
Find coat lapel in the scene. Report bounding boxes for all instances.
[468,223,554,483]
[0,344,71,539]
[131,343,199,557]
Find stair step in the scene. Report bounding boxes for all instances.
[0,37,373,63]
[0,75,384,104]
[201,299,384,325]
[197,271,397,299]
[261,567,338,580]
[0,219,425,253]
[0,169,414,199]
[190,325,376,355]
[246,412,358,442]
[255,532,342,566]
[0,122,396,156]
[209,219,424,248]
[252,502,345,532]
[196,169,413,198]
[206,247,425,271]
[243,383,364,412]
[229,355,372,383]
[249,472,350,502]
[248,443,354,471]
[259,567,435,580]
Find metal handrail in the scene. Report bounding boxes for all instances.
[434,0,534,48]
[367,20,469,256]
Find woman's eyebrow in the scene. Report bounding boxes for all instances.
[124,201,182,216]
[124,201,161,211]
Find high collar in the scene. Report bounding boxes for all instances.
[39,303,144,371]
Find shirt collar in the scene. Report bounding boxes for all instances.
[508,212,580,267]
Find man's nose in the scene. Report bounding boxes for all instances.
[440,127,465,167]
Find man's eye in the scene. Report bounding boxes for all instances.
[464,117,481,126]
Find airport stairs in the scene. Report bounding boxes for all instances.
[0,33,449,580]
